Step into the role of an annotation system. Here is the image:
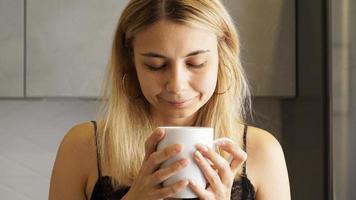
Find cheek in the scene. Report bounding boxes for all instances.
[195,67,218,95]
[135,70,160,99]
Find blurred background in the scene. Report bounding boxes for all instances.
[0,0,354,199]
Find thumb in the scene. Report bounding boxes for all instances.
[144,128,165,161]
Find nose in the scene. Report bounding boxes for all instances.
[165,64,188,93]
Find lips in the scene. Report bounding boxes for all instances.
[168,99,191,104]
[160,96,195,108]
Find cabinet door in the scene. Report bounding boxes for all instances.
[27,0,128,97]
[26,0,295,98]
[222,0,296,97]
[0,0,24,97]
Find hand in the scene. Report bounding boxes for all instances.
[188,139,248,200]
[123,128,190,200]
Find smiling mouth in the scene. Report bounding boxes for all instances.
[162,97,195,108]
[168,99,191,104]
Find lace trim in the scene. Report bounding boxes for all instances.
[90,176,255,200]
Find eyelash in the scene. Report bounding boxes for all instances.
[145,62,207,71]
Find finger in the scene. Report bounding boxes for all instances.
[150,179,189,199]
[143,143,183,174]
[218,140,247,174]
[150,158,189,185]
[144,128,165,161]
[193,150,224,192]
[188,179,211,199]
[196,144,233,184]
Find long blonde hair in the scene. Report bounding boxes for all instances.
[95,0,252,189]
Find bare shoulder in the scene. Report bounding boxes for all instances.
[49,121,96,200]
[55,122,96,164]
[58,122,95,150]
[245,126,291,199]
[246,126,282,154]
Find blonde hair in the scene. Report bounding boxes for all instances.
[95,0,252,189]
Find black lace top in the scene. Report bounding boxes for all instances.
[89,121,256,200]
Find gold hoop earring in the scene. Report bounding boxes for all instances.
[122,73,128,90]
[122,73,141,99]
[214,85,231,95]
[214,66,232,95]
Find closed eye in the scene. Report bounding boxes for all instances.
[145,61,207,71]
[145,64,166,71]
[188,61,207,68]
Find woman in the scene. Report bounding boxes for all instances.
[49,0,290,199]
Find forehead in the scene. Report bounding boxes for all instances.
[133,19,218,56]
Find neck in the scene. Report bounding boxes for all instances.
[151,112,199,127]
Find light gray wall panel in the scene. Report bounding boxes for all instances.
[27,0,129,97]
[0,0,24,97]
[222,0,296,97]
[347,0,356,197]
[26,0,295,98]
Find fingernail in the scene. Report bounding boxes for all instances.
[196,144,208,152]
[179,158,188,165]
[194,150,203,160]
[238,148,248,160]
[242,152,248,160]
[189,179,197,186]
[215,140,226,146]
[156,130,164,138]
[175,143,184,152]
[175,147,182,153]
[219,141,227,146]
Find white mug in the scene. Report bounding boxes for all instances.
[157,126,233,199]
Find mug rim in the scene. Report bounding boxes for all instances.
[158,126,213,129]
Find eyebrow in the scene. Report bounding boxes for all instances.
[140,49,211,59]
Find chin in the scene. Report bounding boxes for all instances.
[163,106,200,119]
[165,109,194,118]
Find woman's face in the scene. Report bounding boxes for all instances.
[133,19,219,125]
